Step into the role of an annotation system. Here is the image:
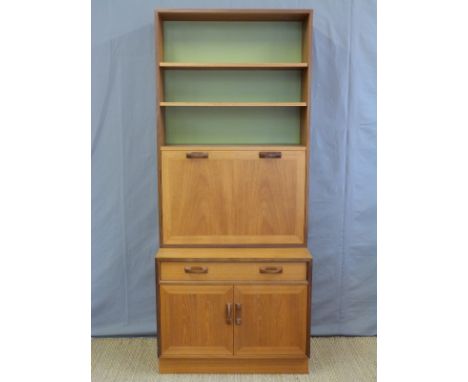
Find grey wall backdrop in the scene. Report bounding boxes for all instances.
[92,0,376,336]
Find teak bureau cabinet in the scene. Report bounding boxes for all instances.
[154,9,314,374]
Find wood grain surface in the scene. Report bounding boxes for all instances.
[160,285,234,356]
[160,262,307,281]
[161,150,306,245]
[233,284,307,357]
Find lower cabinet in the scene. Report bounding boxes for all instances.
[159,284,308,359]
[156,250,312,373]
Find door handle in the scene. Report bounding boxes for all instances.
[259,151,282,159]
[226,303,233,325]
[183,266,208,274]
[186,152,209,159]
[259,266,283,274]
[235,303,242,325]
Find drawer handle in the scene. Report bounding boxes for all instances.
[235,303,242,325]
[186,152,209,159]
[259,266,283,274]
[184,266,208,274]
[226,303,233,325]
[259,151,282,159]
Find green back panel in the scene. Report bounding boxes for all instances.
[163,21,303,63]
[165,107,301,145]
[164,70,302,102]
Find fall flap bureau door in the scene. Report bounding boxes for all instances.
[161,149,306,246]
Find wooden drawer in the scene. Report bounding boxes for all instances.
[160,262,307,281]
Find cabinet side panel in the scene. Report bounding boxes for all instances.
[155,260,161,356]
[306,259,312,357]
[155,12,165,245]
[301,12,313,242]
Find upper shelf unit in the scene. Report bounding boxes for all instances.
[155,10,313,146]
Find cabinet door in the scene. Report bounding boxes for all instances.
[159,285,233,356]
[234,284,307,357]
[161,149,306,245]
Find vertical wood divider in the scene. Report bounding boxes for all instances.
[156,12,165,246]
[301,11,313,245]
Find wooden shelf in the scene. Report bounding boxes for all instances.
[160,102,306,107]
[159,62,308,69]
[156,247,312,261]
[160,145,307,151]
[157,10,312,21]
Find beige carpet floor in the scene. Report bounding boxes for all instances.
[92,337,376,382]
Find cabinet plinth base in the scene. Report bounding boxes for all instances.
[159,357,309,374]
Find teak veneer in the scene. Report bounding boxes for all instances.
[160,62,308,69]
[155,250,313,373]
[161,149,306,246]
[157,247,312,261]
[160,102,307,107]
[154,9,313,374]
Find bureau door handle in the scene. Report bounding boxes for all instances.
[226,303,233,325]
[235,303,242,325]
[259,151,282,159]
[184,266,208,274]
[259,266,283,274]
[186,152,209,159]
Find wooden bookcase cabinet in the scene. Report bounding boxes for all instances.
[154,10,313,374]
